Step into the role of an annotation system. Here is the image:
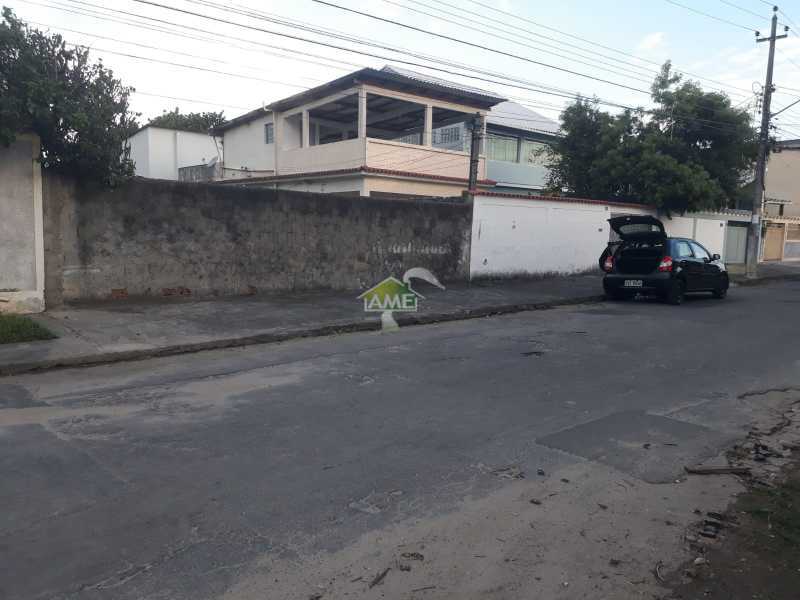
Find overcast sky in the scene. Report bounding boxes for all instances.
[6,0,800,138]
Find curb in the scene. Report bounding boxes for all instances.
[731,273,800,287]
[0,294,605,377]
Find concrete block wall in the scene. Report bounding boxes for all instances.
[43,177,471,303]
[0,134,45,313]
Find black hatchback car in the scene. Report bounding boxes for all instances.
[601,215,729,305]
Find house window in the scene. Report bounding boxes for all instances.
[487,134,517,162]
[264,123,274,144]
[520,139,547,165]
[396,132,422,145]
[435,126,461,145]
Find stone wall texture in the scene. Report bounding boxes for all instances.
[43,176,471,303]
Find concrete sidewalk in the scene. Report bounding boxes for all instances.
[3,261,797,377]
[0,275,605,376]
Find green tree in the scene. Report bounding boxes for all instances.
[547,62,757,213]
[0,8,138,185]
[148,108,226,133]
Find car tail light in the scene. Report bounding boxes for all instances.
[658,256,673,272]
[603,255,614,272]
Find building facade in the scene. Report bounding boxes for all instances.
[127,126,221,181]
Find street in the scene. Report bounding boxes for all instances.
[2,281,800,600]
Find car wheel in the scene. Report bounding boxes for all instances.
[712,276,729,299]
[666,280,685,305]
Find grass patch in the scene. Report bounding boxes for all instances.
[0,314,57,344]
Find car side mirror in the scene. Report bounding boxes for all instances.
[712,253,721,261]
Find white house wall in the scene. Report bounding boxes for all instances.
[175,131,220,171]
[127,128,151,178]
[146,128,178,180]
[470,196,651,277]
[470,195,740,278]
[222,114,275,173]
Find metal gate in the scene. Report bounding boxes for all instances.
[763,222,785,261]
[724,223,747,264]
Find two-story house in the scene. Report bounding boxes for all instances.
[211,66,504,198]
[171,66,560,198]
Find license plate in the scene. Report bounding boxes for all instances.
[624,280,643,288]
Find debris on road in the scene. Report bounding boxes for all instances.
[400,552,424,561]
[653,561,666,583]
[411,585,437,593]
[684,465,751,475]
[492,465,525,479]
[368,567,390,588]
[398,563,411,572]
[597,503,608,510]
[529,498,542,505]
[536,468,546,476]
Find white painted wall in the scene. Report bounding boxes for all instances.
[662,216,694,240]
[470,195,742,278]
[147,128,178,180]
[693,219,726,256]
[127,127,220,180]
[222,113,275,173]
[471,196,650,277]
[127,128,150,177]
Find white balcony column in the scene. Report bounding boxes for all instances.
[423,104,433,146]
[357,88,367,139]
[302,110,310,148]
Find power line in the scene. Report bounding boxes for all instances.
[458,0,756,98]
[121,0,616,104]
[181,0,652,104]
[663,0,758,31]
[383,0,663,85]
[65,43,315,89]
[309,0,654,96]
[134,91,251,110]
[28,20,332,83]
[36,0,760,134]
[717,0,773,21]
[23,0,364,71]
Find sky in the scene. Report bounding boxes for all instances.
[6,0,800,138]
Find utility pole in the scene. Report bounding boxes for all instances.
[746,6,788,278]
[466,113,482,199]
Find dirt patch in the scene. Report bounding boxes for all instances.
[669,465,800,599]
[669,396,800,600]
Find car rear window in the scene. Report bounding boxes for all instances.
[616,223,663,236]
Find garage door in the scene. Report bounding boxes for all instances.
[724,223,747,264]
[763,223,785,261]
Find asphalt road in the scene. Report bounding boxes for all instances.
[2,282,800,600]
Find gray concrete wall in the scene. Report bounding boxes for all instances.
[0,139,36,290]
[0,135,45,313]
[43,177,471,302]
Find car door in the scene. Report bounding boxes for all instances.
[690,241,719,290]
[672,240,701,290]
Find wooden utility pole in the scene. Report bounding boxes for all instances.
[746,6,788,278]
